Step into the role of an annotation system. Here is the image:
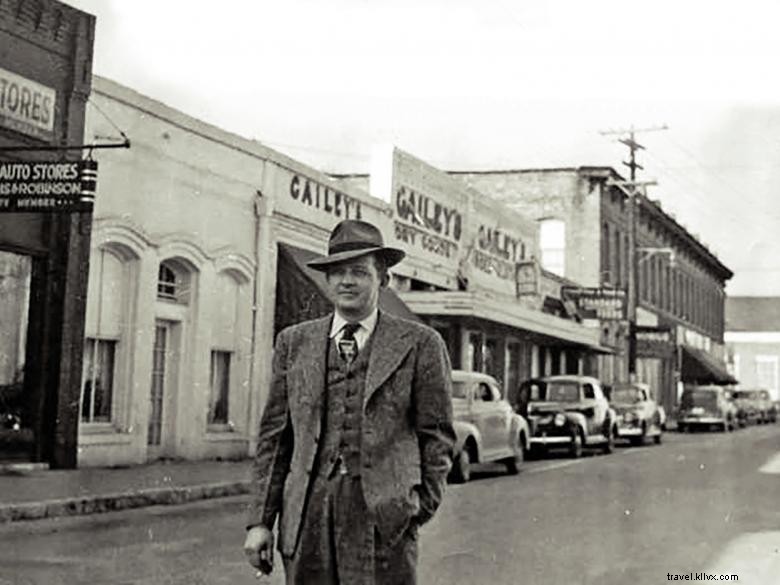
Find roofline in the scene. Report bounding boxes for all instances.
[636,194,733,280]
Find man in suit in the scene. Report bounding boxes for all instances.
[244,219,455,584]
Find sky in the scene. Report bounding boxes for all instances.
[64,0,780,296]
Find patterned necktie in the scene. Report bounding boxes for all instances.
[338,322,361,364]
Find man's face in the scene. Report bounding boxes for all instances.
[325,254,382,320]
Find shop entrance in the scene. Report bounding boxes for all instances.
[0,250,34,461]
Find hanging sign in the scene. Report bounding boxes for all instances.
[561,286,627,320]
[0,160,98,212]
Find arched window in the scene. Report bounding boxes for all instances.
[82,246,137,424]
[157,259,191,304]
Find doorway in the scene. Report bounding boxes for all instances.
[148,320,177,460]
[0,250,33,461]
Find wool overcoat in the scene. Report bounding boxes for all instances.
[247,310,456,557]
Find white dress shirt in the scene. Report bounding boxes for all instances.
[329,308,378,352]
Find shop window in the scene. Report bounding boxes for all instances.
[208,350,231,425]
[81,338,116,423]
[157,260,191,303]
[539,219,565,277]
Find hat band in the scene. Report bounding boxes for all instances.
[329,241,382,255]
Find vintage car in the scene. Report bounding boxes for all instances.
[449,370,529,483]
[754,389,778,423]
[729,389,762,426]
[677,385,738,432]
[518,375,617,458]
[610,382,664,445]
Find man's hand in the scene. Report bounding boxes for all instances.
[244,525,274,575]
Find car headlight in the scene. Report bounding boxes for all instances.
[554,413,566,427]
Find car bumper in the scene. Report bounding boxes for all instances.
[616,425,643,437]
[679,417,724,425]
[530,435,572,446]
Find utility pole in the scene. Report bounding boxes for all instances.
[601,125,666,381]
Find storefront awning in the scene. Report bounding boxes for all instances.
[275,244,421,336]
[399,290,605,350]
[681,345,737,385]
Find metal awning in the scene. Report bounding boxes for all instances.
[681,345,737,385]
[399,290,607,351]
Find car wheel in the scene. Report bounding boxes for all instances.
[505,437,524,475]
[602,425,615,454]
[654,431,662,445]
[450,449,471,484]
[719,421,728,433]
[677,423,687,433]
[640,421,649,446]
[569,429,583,458]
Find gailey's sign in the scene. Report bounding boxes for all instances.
[0,67,56,140]
[471,225,528,281]
[289,174,362,220]
[394,185,462,259]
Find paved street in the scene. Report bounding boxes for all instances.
[1,425,779,585]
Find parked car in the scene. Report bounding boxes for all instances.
[728,389,761,427]
[449,370,529,483]
[610,382,664,445]
[754,389,777,423]
[677,385,737,432]
[519,375,617,458]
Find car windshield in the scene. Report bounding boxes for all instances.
[545,382,580,402]
[612,387,642,404]
[451,381,469,399]
[681,390,717,408]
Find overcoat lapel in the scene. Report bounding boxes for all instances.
[364,312,414,409]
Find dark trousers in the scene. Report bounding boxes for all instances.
[282,472,418,585]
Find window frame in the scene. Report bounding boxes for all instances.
[81,336,118,424]
[207,349,233,429]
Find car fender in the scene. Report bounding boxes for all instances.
[452,419,482,462]
[510,414,530,450]
[564,411,588,435]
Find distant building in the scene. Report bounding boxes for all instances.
[452,167,734,414]
[725,297,780,401]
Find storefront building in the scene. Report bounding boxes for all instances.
[0,2,95,467]
[77,78,417,466]
[454,167,734,413]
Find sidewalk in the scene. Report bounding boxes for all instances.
[0,458,252,524]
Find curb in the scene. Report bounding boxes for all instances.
[0,480,250,524]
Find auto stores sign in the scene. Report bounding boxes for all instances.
[0,160,98,212]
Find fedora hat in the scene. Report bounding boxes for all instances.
[307,219,405,271]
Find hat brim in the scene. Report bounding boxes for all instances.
[307,246,406,272]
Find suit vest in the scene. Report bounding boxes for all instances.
[317,331,374,478]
